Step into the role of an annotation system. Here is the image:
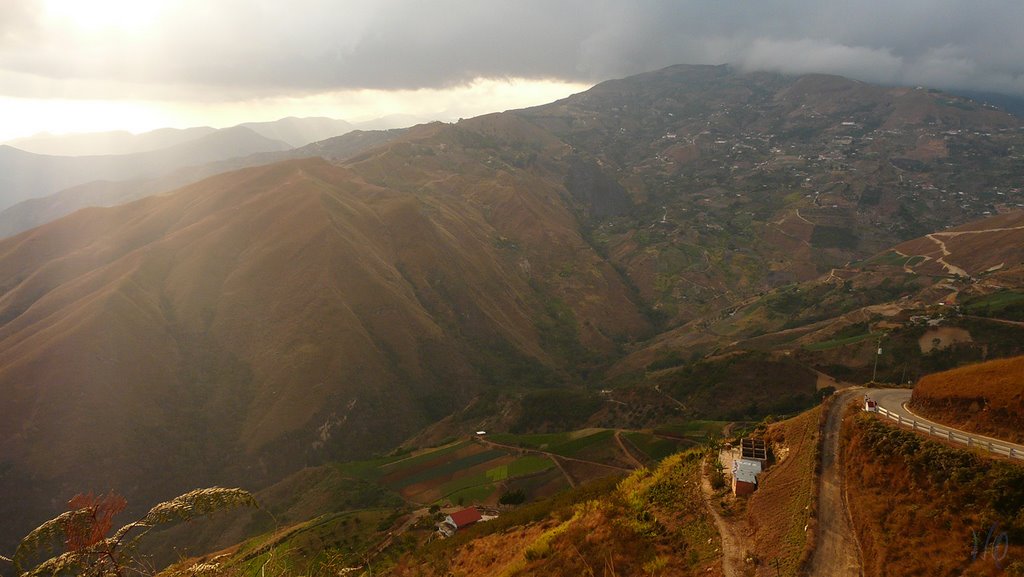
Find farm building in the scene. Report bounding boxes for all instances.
[438,506,483,537]
[732,459,761,495]
[740,438,767,461]
[732,438,768,496]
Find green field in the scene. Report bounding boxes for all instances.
[962,290,1024,320]
[436,455,555,502]
[624,432,688,461]
[654,420,731,439]
[487,431,574,449]
[508,455,555,476]
[391,449,508,489]
[379,441,472,474]
[336,440,472,481]
[445,484,496,505]
[490,429,618,458]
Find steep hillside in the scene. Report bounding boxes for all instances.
[843,409,1024,576]
[910,355,1024,444]
[608,209,1024,390]
[0,118,649,551]
[517,64,1024,323]
[382,450,720,577]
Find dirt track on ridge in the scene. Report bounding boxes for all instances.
[806,390,863,577]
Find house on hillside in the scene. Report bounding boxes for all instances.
[732,459,761,495]
[740,438,767,462]
[437,506,482,538]
[732,438,768,496]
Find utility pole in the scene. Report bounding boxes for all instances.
[871,334,883,383]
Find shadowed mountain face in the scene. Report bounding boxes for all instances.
[0,120,649,549]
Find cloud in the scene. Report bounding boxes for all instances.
[0,0,41,41]
[1,0,1023,101]
[737,38,903,85]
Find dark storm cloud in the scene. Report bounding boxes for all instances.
[3,0,1024,98]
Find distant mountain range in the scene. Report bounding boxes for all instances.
[2,64,1024,553]
[0,116,435,226]
[0,126,291,210]
[3,115,436,157]
[0,128,407,238]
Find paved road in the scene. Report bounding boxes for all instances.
[869,388,1024,457]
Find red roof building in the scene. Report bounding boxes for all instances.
[447,507,482,529]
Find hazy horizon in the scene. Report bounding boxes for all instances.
[2,1,1023,141]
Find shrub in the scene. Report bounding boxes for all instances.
[7,488,256,577]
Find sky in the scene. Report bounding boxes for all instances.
[2,0,1023,141]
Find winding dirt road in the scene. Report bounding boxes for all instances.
[805,390,863,577]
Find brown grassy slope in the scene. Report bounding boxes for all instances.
[909,355,1024,444]
[745,406,822,576]
[0,117,650,552]
[843,411,1024,577]
[386,450,722,577]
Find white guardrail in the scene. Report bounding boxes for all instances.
[875,406,1024,461]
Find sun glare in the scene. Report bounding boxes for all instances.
[43,0,164,32]
[0,97,169,141]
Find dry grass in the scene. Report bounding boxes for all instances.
[746,406,822,576]
[843,410,1024,577]
[911,355,1024,443]
[385,450,722,577]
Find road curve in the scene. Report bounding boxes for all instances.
[869,388,1024,456]
[806,389,863,577]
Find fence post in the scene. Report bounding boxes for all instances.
[897,415,903,425]
[967,437,972,447]
[929,424,934,435]
[948,430,953,441]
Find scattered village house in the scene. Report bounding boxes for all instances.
[438,506,482,537]
[732,438,767,496]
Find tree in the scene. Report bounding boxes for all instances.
[498,489,526,506]
[5,487,257,577]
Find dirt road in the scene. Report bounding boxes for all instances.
[805,390,863,577]
[699,461,750,577]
